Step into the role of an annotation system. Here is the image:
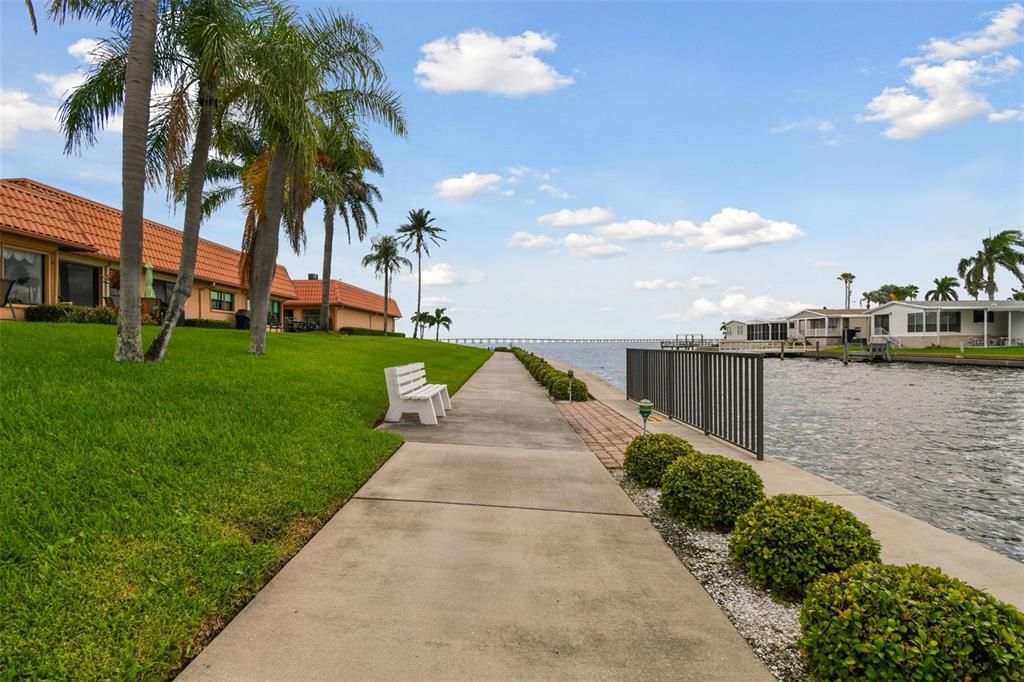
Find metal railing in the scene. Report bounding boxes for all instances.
[626,348,764,459]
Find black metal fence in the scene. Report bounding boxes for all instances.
[626,348,764,459]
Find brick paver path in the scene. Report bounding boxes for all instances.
[556,400,643,469]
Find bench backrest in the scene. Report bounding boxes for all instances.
[384,362,427,399]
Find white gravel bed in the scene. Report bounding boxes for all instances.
[613,471,807,681]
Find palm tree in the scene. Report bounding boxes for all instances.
[396,209,446,339]
[957,230,1024,301]
[925,276,960,301]
[837,272,855,309]
[1010,289,1024,301]
[431,307,452,341]
[719,321,727,337]
[239,7,406,354]
[361,235,411,333]
[411,310,434,334]
[48,0,156,360]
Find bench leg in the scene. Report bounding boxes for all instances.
[418,400,438,425]
[440,388,452,411]
[384,404,404,422]
[431,392,447,418]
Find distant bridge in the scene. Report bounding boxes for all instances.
[443,338,675,345]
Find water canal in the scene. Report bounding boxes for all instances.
[504,342,1024,562]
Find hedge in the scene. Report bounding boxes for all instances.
[24,304,117,325]
[338,327,406,337]
[729,494,881,599]
[623,433,697,487]
[659,453,763,529]
[180,319,234,329]
[510,347,589,401]
[800,562,1024,680]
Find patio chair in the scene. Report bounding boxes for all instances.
[2,277,29,319]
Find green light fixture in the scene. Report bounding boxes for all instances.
[638,399,653,433]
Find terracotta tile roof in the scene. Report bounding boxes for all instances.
[287,278,401,317]
[1,178,296,299]
[0,181,97,251]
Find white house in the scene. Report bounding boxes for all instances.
[722,318,788,343]
[866,300,1024,348]
[787,308,871,346]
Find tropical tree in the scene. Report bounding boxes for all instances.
[431,307,452,341]
[396,209,446,339]
[361,234,411,333]
[411,310,433,334]
[957,230,1024,301]
[861,284,918,305]
[49,0,156,361]
[314,130,382,330]
[837,272,855,309]
[237,7,406,354]
[719,321,727,336]
[1010,289,1024,301]
[925,276,960,301]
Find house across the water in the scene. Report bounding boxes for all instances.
[0,178,400,332]
[723,301,1024,349]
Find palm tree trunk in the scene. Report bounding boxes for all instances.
[146,76,217,361]
[248,143,290,355]
[435,322,440,342]
[382,270,389,333]
[114,0,158,363]
[320,200,334,331]
[414,249,422,339]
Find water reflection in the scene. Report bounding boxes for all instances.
[509,343,1023,562]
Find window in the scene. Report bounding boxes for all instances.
[153,280,174,307]
[874,314,890,333]
[210,290,234,311]
[59,261,99,306]
[925,312,937,332]
[827,317,839,329]
[269,301,281,325]
[809,318,826,330]
[2,248,45,304]
[973,309,995,323]
[907,312,924,333]
[940,311,960,332]
[302,309,320,324]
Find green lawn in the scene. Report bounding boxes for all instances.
[0,323,490,678]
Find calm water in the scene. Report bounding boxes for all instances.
[498,342,1024,562]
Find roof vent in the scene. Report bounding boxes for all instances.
[308,273,319,280]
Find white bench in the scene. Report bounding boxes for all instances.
[384,362,452,425]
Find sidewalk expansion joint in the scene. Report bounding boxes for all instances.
[352,495,644,518]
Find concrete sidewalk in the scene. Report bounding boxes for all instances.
[546,358,1024,610]
[179,353,770,681]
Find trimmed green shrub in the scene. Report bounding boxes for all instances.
[180,318,234,329]
[493,346,510,352]
[510,347,589,401]
[800,562,1024,681]
[338,326,406,337]
[729,494,881,599]
[623,433,697,487]
[24,304,118,324]
[24,304,74,322]
[549,376,590,401]
[660,453,763,529]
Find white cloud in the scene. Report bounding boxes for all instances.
[914,4,1023,62]
[538,183,571,199]
[669,293,818,321]
[422,295,451,307]
[415,30,574,97]
[599,209,803,252]
[989,107,1024,121]
[0,89,59,145]
[769,118,841,144]
[662,240,687,251]
[859,5,1023,139]
[599,306,614,313]
[537,207,614,227]
[67,38,103,64]
[563,233,625,259]
[507,231,556,249]
[35,38,102,99]
[436,172,504,199]
[633,276,717,290]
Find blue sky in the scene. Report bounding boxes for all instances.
[2,1,1022,337]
